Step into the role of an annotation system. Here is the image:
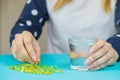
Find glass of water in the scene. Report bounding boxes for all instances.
[69,36,96,71]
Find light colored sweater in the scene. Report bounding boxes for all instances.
[46,0,117,53]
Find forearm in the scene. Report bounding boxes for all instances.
[9,0,49,47]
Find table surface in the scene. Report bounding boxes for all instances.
[0,53,120,80]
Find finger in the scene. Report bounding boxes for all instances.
[85,43,109,65]
[16,51,26,62]
[33,40,41,62]
[88,51,112,69]
[18,48,34,64]
[91,63,107,70]
[23,32,37,62]
[106,43,119,62]
[96,56,117,70]
[93,56,116,70]
[107,58,116,66]
[11,40,18,59]
[11,40,24,62]
[15,34,34,63]
[89,39,105,53]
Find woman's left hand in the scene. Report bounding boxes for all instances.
[85,39,119,70]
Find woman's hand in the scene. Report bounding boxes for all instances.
[85,39,119,70]
[11,31,40,64]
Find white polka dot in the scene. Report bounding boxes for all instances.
[116,35,120,37]
[26,0,32,4]
[39,18,43,23]
[26,20,32,26]
[31,9,38,16]
[116,20,120,25]
[34,31,38,37]
[19,23,24,26]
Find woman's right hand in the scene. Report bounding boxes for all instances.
[11,31,41,64]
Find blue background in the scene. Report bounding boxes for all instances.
[0,54,120,80]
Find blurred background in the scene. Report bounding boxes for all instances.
[0,0,48,54]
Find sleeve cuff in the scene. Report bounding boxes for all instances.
[107,36,120,61]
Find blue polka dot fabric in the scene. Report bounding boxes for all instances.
[10,0,49,47]
[10,0,120,61]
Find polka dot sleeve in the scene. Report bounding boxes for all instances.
[9,0,49,47]
[107,0,120,61]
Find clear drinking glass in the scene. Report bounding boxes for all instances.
[69,36,96,71]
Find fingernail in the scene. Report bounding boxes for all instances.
[37,56,40,61]
[89,49,94,54]
[29,60,34,64]
[32,56,36,61]
[85,59,90,65]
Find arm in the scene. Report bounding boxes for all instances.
[10,0,49,47]
[84,1,120,70]
[9,0,49,63]
[107,0,120,61]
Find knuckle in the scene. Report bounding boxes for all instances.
[25,40,32,46]
[107,59,114,65]
[111,58,115,62]
[16,42,22,46]
[107,43,112,48]
[102,46,108,53]
[95,44,100,49]
[23,31,32,36]
[98,57,107,65]
[94,62,98,67]
[22,52,29,58]
[29,49,35,56]
[99,39,105,44]
[104,54,110,61]
[93,61,99,67]
[15,34,21,39]
[90,55,96,62]
[99,64,106,69]
[23,31,29,34]
[96,65,102,70]
[98,65,102,69]
[23,55,29,61]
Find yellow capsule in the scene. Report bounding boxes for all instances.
[20,68,25,72]
[15,68,20,71]
[44,71,51,75]
[35,60,40,64]
[9,66,14,69]
[57,70,62,73]
[24,64,31,68]
[37,71,41,74]
[9,63,62,75]
[28,69,32,73]
[32,65,38,69]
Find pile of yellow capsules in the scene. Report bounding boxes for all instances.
[9,62,62,75]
